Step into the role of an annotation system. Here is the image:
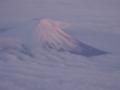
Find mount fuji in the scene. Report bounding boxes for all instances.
[34,19,107,57]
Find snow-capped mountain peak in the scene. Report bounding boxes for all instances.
[34,19,107,57]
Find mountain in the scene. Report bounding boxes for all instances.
[34,19,107,57]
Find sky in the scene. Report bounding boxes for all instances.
[0,0,120,24]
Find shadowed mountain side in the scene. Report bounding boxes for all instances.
[69,41,108,57]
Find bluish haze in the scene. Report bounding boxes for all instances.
[0,0,120,90]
